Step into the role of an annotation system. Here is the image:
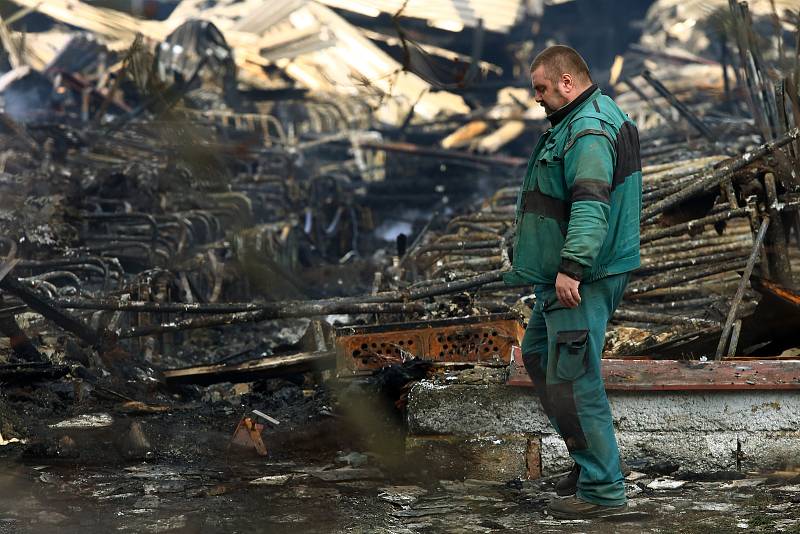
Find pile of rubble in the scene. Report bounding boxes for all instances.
[0,0,797,470]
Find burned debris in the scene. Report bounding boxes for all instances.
[0,0,799,531]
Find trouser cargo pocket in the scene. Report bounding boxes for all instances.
[555,330,589,381]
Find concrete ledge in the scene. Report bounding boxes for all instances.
[408,382,800,435]
[407,381,800,476]
[407,382,551,436]
[544,431,800,475]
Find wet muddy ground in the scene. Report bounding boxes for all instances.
[2,405,800,534]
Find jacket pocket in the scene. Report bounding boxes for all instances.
[512,213,564,281]
[534,148,564,199]
[555,330,589,381]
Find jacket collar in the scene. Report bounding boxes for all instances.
[546,84,599,127]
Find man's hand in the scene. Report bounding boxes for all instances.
[555,272,581,308]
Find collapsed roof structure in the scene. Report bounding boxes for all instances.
[0,1,799,528]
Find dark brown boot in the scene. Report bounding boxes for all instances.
[548,495,627,519]
[620,457,631,477]
[555,463,580,496]
[555,457,630,496]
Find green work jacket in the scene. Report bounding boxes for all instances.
[503,87,642,285]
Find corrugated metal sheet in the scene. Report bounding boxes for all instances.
[318,0,538,33]
[165,0,470,123]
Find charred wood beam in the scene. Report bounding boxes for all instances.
[715,216,770,360]
[626,286,713,301]
[626,258,748,296]
[623,296,719,310]
[642,221,752,242]
[66,270,507,338]
[429,257,502,278]
[641,127,800,222]
[642,177,697,203]
[644,156,726,184]
[115,303,425,338]
[416,239,501,253]
[625,282,742,301]
[640,234,750,256]
[447,221,506,234]
[59,299,415,315]
[424,249,499,258]
[613,309,719,328]
[640,241,750,264]
[162,350,334,386]
[640,208,750,244]
[636,249,749,275]
[763,173,793,286]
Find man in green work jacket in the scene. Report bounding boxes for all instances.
[503,45,642,518]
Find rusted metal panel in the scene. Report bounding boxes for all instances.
[335,313,524,375]
[752,276,800,308]
[507,347,800,390]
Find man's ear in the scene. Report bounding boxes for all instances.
[561,73,573,93]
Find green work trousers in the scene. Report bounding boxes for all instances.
[521,272,630,506]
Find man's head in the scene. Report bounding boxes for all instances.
[530,45,593,115]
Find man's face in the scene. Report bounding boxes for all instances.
[531,65,570,115]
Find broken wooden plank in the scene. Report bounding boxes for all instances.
[162,350,335,386]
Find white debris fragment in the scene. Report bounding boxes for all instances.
[720,478,766,489]
[690,502,737,512]
[250,475,292,486]
[625,471,647,481]
[646,477,688,490]
[0,431,24,446]
[378,485,427,507]
[775,519,800,532]
[625,483,643,498]
[49,413,113,428]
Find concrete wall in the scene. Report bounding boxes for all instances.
[406,380,800,478]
